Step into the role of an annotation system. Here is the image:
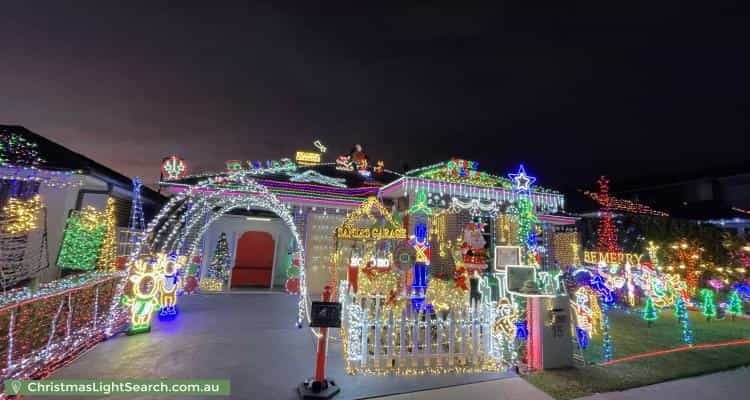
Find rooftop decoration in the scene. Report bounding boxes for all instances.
[0,128,82,188]
[404,158,560,195]
[583,189,669,217]
[313,140,327,153]
[161,155,187,180]
[286,170,347,188]
[224,158,296,173]
[409,158,512,189]
[0,128,45,167]
[508,164,536,194]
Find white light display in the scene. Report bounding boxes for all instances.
[106,170,312,336]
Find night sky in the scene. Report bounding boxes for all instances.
[2,2,748,191]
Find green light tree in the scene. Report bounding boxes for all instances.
[642,296,658,327]
[57,208,106,271]
[727,290,744,320]
[700,288,717,322]
[516,196,539,265]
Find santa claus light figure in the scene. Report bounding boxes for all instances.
[461,223,488,272]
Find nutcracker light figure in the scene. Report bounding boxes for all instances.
[409,222,430,312]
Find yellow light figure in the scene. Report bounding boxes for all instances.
[358,269,401,297]
[650,275,675,308]
[425,278,468,314]
[647,241,660,267]
[122,258,160,335]
[97,197,117,272]
[493,298,519,338]
[625,263,636,307]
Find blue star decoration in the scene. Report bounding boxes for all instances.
[508,164,537,193]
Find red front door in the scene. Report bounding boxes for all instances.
[231,231,275,287]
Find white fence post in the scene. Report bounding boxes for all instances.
[425,312,432,368]
[448,315,455,366]
[399,312,406,369]
[412,313,420,368]
[361,299,369,370]
[387,311,394,368]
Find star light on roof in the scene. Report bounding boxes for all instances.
[509,164,536,193]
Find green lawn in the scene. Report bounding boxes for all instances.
[524,308,750,399]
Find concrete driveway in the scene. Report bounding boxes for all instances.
[41,292,512,399]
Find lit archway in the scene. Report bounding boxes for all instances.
[105,170,309,336]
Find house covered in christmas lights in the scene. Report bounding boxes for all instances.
[158,151,577,295]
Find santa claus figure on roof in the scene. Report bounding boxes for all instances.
[461,223,488,272]
[350,144,370,176]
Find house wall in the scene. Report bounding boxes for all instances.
[37,175,154,283]
[303,210,346,295]
[197,214,293,289]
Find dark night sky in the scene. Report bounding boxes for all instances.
[1,2,748,191]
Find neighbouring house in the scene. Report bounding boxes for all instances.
[0,125,164,288]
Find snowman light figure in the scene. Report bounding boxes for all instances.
[158,253,185,319]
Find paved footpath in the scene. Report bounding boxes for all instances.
[369,377,553,400]
[372,366,750,400]
[578,366,750,400]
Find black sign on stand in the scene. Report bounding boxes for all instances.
[310,302,341,328]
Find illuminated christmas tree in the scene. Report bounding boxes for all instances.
[727,290,744,320]
[284,239,301,294]
[208,233,231,285]
[509,165,539,265]
[700,289,716,321]
[129,177,146,234]
[96,197,118,272]
[595,176,618,253]
[642,296,658,327]
[674,297,694,345]
[600,300,613,362]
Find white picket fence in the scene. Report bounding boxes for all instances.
[339,282,512,374]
